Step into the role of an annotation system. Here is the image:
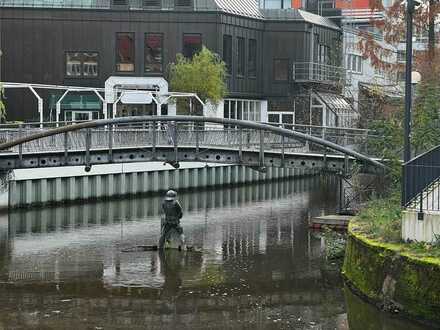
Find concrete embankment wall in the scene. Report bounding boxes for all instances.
[6,162,317,209]
[342,223,440,327]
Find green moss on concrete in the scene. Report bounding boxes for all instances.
[343,222,440,325]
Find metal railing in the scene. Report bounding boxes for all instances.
[0,0,111,9]
[0,119,382,159]
[403,145,440,212]
[0,0,197,9]
[0,116,386,170]
[292,62,347,85]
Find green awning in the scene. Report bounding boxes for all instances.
[49,93,101,110]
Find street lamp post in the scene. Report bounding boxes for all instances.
[402,0,421,209]
[404,0,415,164]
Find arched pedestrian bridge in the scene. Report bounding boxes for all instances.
[0,116,386,174]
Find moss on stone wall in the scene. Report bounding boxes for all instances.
[343,222,440,326]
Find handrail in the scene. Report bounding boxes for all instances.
[0,0,112,9]
[0,115,387,169]
[0,119,374,133]
[402,144,440,209]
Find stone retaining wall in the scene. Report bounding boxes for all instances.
[342,224,440,326]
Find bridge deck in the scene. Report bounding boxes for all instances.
[0,144,382,175]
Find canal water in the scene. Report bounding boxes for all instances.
[0,177,434,329]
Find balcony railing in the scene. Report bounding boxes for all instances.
[0,0,194,9]
[292,62,347,85]
[0,0,111,9]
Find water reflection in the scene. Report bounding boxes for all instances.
[0,176,431,329]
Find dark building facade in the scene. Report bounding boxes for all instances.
[0,0,354,127]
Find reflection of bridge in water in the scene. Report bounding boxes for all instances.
[1,177,337,283]
[5,176,333,240]
[0,177,345,329]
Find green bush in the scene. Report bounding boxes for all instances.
[356,193,402,242]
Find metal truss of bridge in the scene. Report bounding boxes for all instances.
[0,116,386,174]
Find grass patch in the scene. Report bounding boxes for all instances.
[355,193,402,243]
[352,193,440,260]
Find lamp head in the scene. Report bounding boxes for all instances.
[411,71,422,85]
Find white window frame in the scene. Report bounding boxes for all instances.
[224,99,263,122]
[268,111,295,128]
[346,54,363,74]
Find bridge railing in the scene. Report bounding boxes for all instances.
[0,120,381,157]
[0,127,306,154]
[0,116,386,171]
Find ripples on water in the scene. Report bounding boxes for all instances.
[0,176,433,329]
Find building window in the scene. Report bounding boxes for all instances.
[237,37,245,76]
[113,0,128,5]
[223,35,233,73]
[268,112,294,127]
[145,33,163,73]
[259,0,291,8]
[224,99,262,122]
[116,33,135,72]
[248,39,257,78]
[143,0,161,6]
[273,59,289,81]
[175,0,192,6]
[183,34,202,58]
[347,54,362,74]
[66,52,98,77]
